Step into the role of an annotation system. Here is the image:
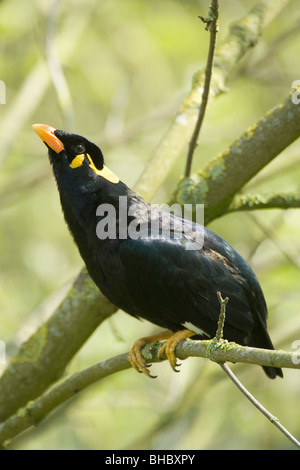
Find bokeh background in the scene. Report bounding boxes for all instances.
[1,0,300,450]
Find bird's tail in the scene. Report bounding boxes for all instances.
[250,318,283,379]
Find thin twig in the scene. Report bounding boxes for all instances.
[184,0,219,177]
[215,291,229,341]
[219,362,300,449]
[215,292,299,448]
[132,0,288,203]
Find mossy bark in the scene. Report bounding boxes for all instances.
[0,270,117,422]
[0,0,293,430]
[133,0,289,202]
[173,93,300,223]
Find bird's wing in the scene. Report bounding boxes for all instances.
[117,219,256,341]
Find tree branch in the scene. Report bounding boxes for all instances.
[185,0,219,177]
[173,91,300,223]
[219,363,300,449]
[215,291,228,341]
[227,192,300,213]
[170,338,300,372]
[0,0,292,429]
[0,269,118,423]
[133,0,289,202]
[214,293,300,449]
[0,338,299,447]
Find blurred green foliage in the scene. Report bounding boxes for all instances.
[0,0,300,450]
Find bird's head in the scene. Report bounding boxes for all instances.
[32,124,119,188]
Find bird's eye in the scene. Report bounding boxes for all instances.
[72,143,85,154]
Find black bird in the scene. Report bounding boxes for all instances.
[32,124,282,379]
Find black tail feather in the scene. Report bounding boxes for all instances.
[263,364,283,380]
[249,315,283,379]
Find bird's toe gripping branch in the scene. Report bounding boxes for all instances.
[158,329,196,372]
[129,338,155,378]
[129,330,173,378]
[129,329,196,377]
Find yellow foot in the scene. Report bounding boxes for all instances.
[128,330,173,378]
[158,329,196,372]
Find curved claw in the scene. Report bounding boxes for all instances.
[128,329,194,377]
[173,362,182,373]
[148,373,158,379]
[129,342,154,378]
[158,329,195,373]
[158,342,179,372]
[128,330,174,378]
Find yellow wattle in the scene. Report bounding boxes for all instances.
[70,153,85,168]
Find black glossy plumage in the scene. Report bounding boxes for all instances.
[39,127,282,379]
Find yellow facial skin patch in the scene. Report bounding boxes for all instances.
[86,154,119,184]
[94,165,120,184]
[70,154,85,168]
[70,152,119,184]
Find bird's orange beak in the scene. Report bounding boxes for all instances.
[32,124,64,153]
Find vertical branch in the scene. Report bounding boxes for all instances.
[215,291,229,341]
[185,0,219,177]
[213,293,299,448]
[133,0,289,202]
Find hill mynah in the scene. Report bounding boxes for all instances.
[33,124,283,379]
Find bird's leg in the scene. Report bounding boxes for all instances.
[129,330,174,378]
[158,329,196,372]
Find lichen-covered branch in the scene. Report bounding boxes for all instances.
[0,269,118,423]
[0,353,130,447]
[173,92,300,223]
[227,192,300,213]
[0,0,292,429]
[133,0,289,202]
[0,339,299,447]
